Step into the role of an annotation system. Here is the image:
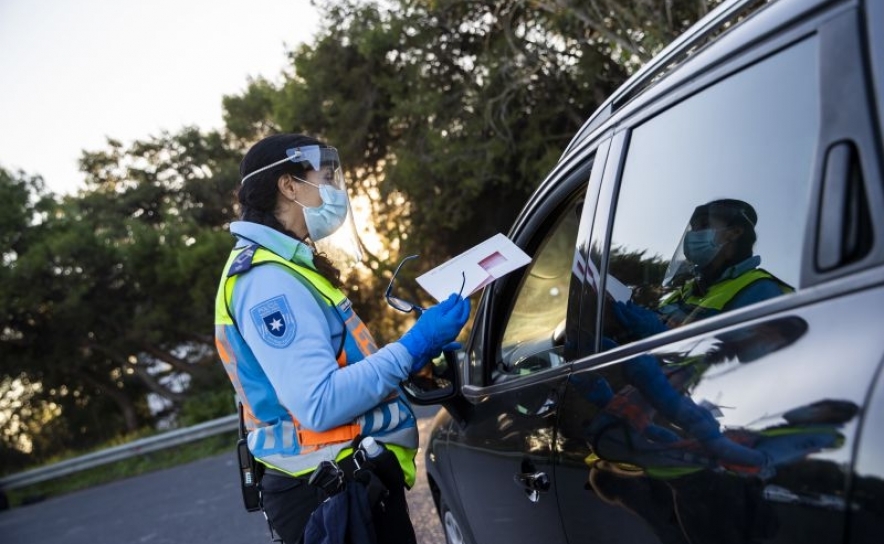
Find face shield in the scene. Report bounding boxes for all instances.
[242,145,364,267]
[661,221,706,288]
[661,200,756,287]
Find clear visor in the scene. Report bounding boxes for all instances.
[241,145,346,189]
[313,197,365,269]
[241,145,364,267]
[661,222,695,288]
[662,203,752,286]
[295,147,362,268]
[286,146,346,191]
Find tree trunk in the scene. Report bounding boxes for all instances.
[140,343,215,385]
[74,371,141,433]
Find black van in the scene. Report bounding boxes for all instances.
[404,0,884,543]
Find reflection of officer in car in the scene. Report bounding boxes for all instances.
[572,201,799,543]
[580,204,807,544]
[579,319,812,543]
[614,199,793,339]
[582,321,804,543]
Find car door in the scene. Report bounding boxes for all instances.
[850,358,884,544]
[441,144,607,544]
[555,4,884,544]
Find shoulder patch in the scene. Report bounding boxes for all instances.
[228,245,258,276]
[249,295,297,348]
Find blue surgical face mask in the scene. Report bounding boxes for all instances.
[683,229,722,268]
[294,180,349,241]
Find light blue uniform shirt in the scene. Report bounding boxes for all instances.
[228,221,415,432]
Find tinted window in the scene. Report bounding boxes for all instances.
[602,38,819,346]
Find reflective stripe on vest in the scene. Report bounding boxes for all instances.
[660,268,792,325]
[214,245,418,477]
[224,246,361,448]
[256,424,420,477]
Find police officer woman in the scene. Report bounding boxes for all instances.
[214,133,470,544]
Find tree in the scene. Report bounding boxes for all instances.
[224,0,720,267]
[0,129,242,458]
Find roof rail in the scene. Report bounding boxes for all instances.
[565,0,771,154]
[609,0,769,111]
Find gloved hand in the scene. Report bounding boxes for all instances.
[682,403,722,442]
[643,423,681,443]
[568,374,614,407]
[703,435,769,472]
[399,293,470,373]
[411,341,463,379]
[441,341,462,353]
[611,300,668,339]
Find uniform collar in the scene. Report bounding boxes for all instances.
[717,255,761,282]
[230,221,317,269]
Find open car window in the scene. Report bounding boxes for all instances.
[495,193,583,379]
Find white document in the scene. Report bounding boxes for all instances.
[416,233,532,302]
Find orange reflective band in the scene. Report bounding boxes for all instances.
[242,406,260,430]
[605,391,652,431]
[345,314,378,356]
[215,337,233,365]
[297,422,361,447]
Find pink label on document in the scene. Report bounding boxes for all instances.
[479,251,507,270]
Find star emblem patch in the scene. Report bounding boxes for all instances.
[250,295,296,348]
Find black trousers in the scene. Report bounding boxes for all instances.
[260,469,417,544]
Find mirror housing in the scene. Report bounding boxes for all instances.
[402,349,460,404]
[402,349,472,426]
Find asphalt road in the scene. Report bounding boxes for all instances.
[0,406,446,544]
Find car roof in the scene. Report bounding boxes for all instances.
[561,0,834,157]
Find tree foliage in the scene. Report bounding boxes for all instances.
[0,0,720,467]
[0,131,241,467]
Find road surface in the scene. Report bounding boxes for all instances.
[0,406,445,544]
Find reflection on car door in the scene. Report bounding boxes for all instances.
[553,5,884,543]
[557,290,882,544]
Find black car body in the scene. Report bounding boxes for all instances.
[403,0,884,543]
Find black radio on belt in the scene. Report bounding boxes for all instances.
[237,404,262,512]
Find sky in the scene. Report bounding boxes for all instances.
[0,0,320,196]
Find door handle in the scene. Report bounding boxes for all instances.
[514,471,550,503]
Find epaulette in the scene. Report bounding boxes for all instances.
[228,244,259,277]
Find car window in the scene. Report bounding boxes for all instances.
[601,37,819,347]
[495,193,582,379]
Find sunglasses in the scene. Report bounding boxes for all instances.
[385,255,465,316]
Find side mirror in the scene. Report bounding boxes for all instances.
[402,349,460,405]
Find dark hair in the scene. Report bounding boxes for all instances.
[237,133,343,287]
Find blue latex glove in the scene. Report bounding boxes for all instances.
[682,404,722,442]
[400,293,470,373]
[703,436,768,469]
[612,300,668,338]
[569,374,614,407]
[643,423,681,443]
